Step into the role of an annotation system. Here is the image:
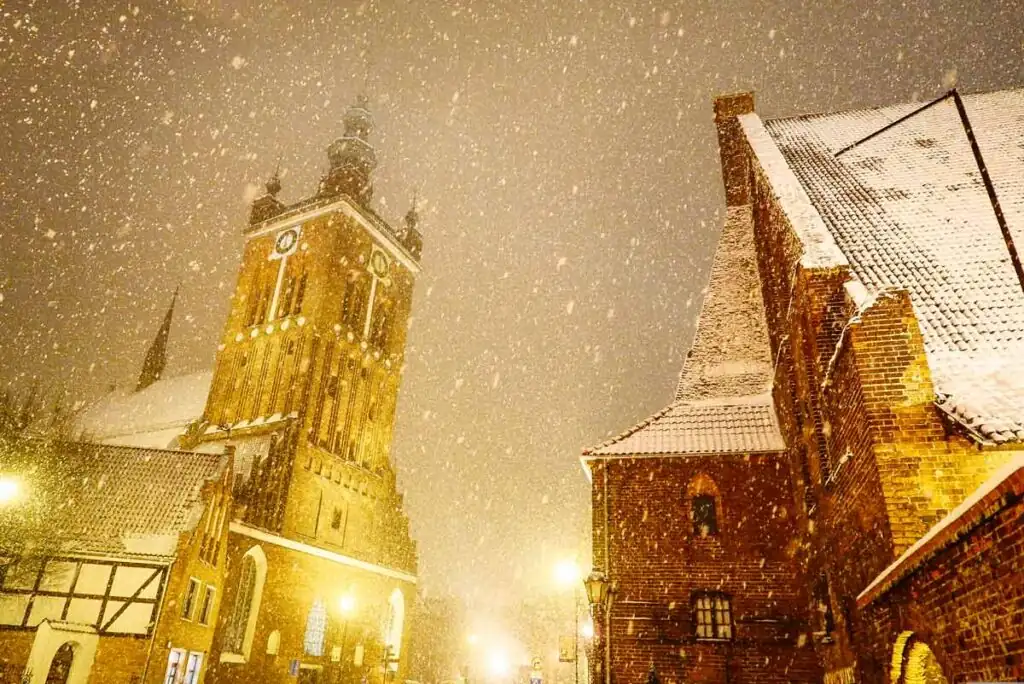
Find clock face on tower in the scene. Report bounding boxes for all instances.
[273,227,300,258]
[369,247,390,281]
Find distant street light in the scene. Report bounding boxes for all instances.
[467,633,480,646]
[553,559,581,588]
[0,476,21,505]
[579,618,594,640]
[336,592,358,684]
[554,560,585,684]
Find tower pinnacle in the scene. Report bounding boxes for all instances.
[322,94,378,205]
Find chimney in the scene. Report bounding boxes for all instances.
[713,92,755,207]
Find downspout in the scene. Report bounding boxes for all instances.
[603,462,612,684]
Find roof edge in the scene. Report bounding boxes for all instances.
[857,455,1024,608]
[738,112,848,270]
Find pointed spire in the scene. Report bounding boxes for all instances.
[136,287,178,392]
[266,159,282,196]
[405,191,420,232]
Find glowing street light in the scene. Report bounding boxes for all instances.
[553,559,581,588]
[579,617,594,640]
[467,633,480,646]
[487,650,511,678]
[338,593,357,617]
[0,476,21,506]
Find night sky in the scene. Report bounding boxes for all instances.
[2,0,1023,610]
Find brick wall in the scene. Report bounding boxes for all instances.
[590,455,820,684]
[859,469,1024,682]
[736,97,1024,683]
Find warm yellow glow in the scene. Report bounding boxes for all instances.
[579,618,594,639]
[488,650,511,677]
[467,633,480,646]
[553,559,581,588]
[0,477,21,505]
[338,593,357,616]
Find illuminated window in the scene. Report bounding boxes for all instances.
[183,651,203,684]
[694,593,732,640]
[224,546,267,658]
[164,649,184,684]
[304,598,328,656]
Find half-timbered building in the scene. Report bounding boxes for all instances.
[0,442,233,684]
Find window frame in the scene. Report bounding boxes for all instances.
[692,494,718,536]
[198,584,216,626]
[181,577,201,621]
[693,592,733,641]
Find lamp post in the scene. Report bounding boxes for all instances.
[337,592,357,684]
[554,560,583,684]
[583,572,612,684]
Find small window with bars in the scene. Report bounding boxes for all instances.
[694,593,732,640]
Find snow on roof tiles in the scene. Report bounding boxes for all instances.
[40,442,227,560]
[763,88,1024,444]
[585,395,785,457]
[586,206,784,458]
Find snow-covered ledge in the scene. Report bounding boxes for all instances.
[738,112,848,271]
[856,455,1024,608]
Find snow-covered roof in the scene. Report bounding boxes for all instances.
[585,206,783,458]
[762,88,1024,444]
[74,370,212,449]
[584,395,785,457]
[857,453,1024,608]
[22,441,228,561]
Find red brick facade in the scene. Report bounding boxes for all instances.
[586,89,1024,684]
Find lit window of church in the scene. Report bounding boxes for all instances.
[303,598,328,656]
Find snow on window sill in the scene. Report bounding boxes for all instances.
[219,652,247,664]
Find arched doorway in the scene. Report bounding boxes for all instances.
[45,643,75,684]
[891,632,949,684]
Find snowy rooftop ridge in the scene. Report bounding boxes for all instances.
[74,370,212,448]
[762,87,1024,445]
[584,393,785,457]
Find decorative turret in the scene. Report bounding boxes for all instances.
[321,94,378,205]
[402,196,423,259]
[249,170,285,225]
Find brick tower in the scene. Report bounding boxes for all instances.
[187,95,424,684]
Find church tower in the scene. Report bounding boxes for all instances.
[192,96,423,684]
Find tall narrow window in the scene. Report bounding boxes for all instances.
[692,495,718,536]
[694,593,732,640]
[181,578,200,619]
[303,598,328,656]
[198,585,216,626]
[224,547,266,657]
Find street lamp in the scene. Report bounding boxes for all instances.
[583,572,613,684]
[0,476,22,506]
[554,560,584,684]
[336,592,357,684]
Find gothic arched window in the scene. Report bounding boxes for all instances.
[383,588,405,663]
[224,546,267,658]
[303,598,328,656]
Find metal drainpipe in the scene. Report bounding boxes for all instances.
[603,462,612,684]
